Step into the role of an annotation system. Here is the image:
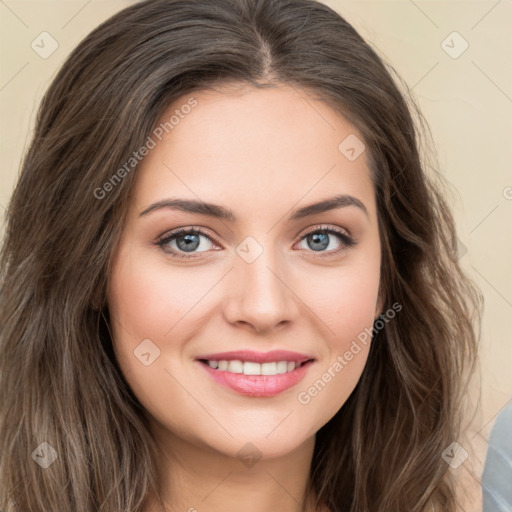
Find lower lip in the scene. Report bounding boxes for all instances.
[197,360,314,397]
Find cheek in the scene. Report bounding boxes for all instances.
[296,255,380,347]
[334,270,379,344]
[108,247,208,343]
[291,257,380,426]
[107,247,202,415]
[294,286,375,434]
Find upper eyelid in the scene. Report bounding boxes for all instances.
[159,226,220,246]
[297,224,351,239]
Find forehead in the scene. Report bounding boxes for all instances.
[131,84,376,221]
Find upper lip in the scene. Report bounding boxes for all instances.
[195,350,315,364]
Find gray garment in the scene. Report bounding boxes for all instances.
[482,401,512,511]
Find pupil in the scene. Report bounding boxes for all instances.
[309,232,328,251]
[177,233,199,252]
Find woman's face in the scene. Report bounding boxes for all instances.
[108,84,382,460]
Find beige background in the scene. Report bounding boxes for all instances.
[1,1,511,508]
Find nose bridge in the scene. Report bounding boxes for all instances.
[223,234,299,331]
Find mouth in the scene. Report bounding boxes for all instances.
[195,350,315,397]
[197,358,313,376]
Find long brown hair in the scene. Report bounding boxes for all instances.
[0,0,482,510]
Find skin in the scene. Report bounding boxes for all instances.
[107,83,383,512]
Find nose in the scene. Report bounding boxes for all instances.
[222,245,300,334]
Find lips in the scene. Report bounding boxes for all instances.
[195,350,315,397]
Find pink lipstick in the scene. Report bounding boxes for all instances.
[195,350,315,397]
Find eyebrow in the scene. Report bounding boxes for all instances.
[139,194,368,221]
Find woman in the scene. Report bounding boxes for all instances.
[0,0,483,510]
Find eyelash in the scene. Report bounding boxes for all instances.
[155,224,357,260]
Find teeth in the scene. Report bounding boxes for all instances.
[276,361,288,374]
[244,361,261,375]
[205,359,302,375]
[228,360,243,373]
[261,362,276,375]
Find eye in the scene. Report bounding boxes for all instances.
[295,225,357,256]
[156,224,357,259]
[156,227,218,259]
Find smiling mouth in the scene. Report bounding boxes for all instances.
[198,359,314,376]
